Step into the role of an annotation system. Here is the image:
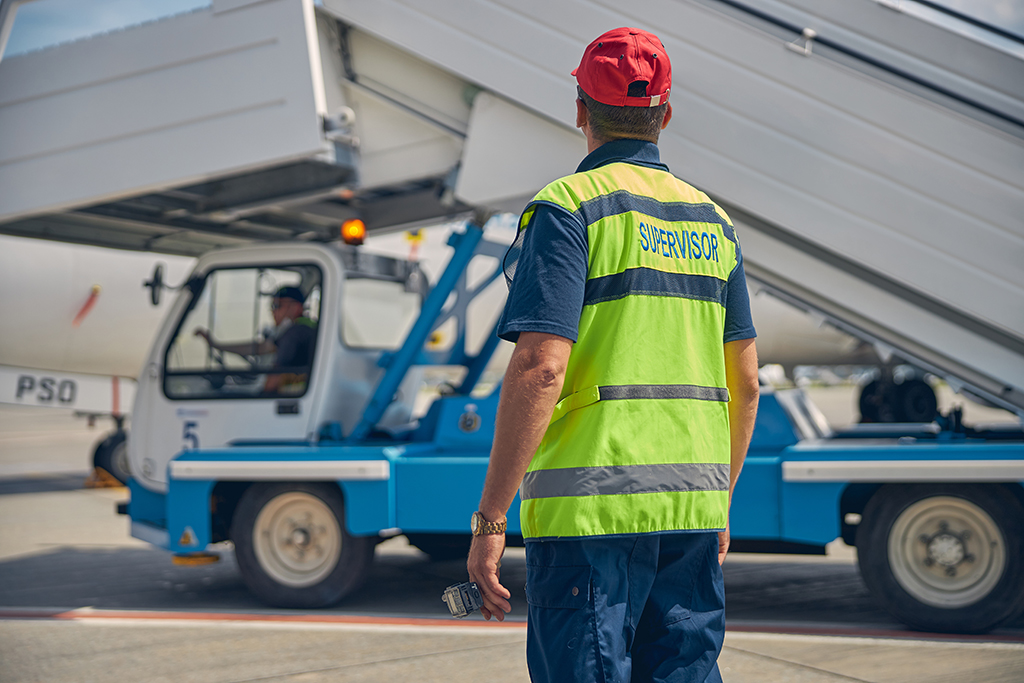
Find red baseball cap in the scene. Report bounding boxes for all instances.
[572,27,671,107]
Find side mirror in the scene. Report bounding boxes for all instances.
[143,264,165,306]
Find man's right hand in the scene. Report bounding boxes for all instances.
[467,533,511,621]
[718,523,731,565]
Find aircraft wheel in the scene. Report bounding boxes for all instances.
[857,484,1024,633]
[895,379,938,422]
[92,431,130,484]
[858,379,897,423]
[232,483,374,608]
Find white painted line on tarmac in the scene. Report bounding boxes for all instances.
[726,631,1024,651]
[68,618,528,636]
[0,607,527,636]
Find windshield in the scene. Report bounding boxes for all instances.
[164,265,321,400]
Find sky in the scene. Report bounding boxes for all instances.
[3,0,210,56]
[2,0,1023,58]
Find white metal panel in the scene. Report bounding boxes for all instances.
[339,27,468,189]
[169,459,390,480]
[782,460,1024,482]
[759,0,1024,105]
[738,222,1024,401]
[321,0,586,131]
[456,92,586,209]
[324,0,1024,411]
[649,2,1024,336]
[0,0,328,222]
[347,88,463,189]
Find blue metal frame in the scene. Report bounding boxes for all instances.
[347,221,507,441]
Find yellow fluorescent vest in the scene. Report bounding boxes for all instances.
[517,161,740,539]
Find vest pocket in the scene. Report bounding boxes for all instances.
[525,565,592,609]
[549,386,602,425]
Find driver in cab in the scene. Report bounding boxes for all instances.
[194,286,316,394]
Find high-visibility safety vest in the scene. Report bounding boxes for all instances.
[517,161,740,539]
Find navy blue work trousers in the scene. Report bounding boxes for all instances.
[524,531,724,683]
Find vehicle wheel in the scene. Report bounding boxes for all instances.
[92,431,130,484]
[231,483,375,608]
[405,533,472,561]
[895,379,937,423]
[856,484,1024,633]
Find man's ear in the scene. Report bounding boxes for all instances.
[576,98,589,130]
[661,102,673,130]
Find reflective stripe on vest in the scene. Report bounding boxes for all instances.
[549,383,730,424]
[518,161,738,539]
[521,462,731,500]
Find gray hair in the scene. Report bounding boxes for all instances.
[577,85,669,143]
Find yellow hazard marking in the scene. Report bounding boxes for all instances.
[172,553,220,566]
[84,467,123,489]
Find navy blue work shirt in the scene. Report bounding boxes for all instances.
[497,139,757,344]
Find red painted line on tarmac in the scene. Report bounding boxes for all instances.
[3,610,1019,642]
[0,608,527,629]
[726,621,1024,644]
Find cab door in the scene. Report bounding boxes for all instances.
[131,261,326,493]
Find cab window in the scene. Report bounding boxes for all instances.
[164,265,321,400]
[341,276,420,350]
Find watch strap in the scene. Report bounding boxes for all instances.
[472,511,507,535]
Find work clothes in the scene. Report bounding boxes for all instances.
[497,138,753,683]
[525,532,725,683]
[505,140,744,539]
[274,316,316,369]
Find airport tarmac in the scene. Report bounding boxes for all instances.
[1,391,1022,682]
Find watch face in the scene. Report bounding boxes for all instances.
[471,512,480,534]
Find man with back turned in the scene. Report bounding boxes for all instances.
[466,27,760,681]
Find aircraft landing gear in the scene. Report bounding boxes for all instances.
[88,415,130,486]
[859,367,938,423]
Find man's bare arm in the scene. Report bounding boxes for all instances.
[719,337,759,564]
[467,331,572,620]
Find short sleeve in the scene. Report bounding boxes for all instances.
[723,242,757,343]
[497,202,589,343]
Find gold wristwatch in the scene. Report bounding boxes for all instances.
[471,511,506,536]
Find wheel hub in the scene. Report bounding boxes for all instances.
[926,533,964,566]
[289,527,311,548]
[252,492,342,588]
[920,521,974,575]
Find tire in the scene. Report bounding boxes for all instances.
[405,533,472,561]
[858,380,897,423]
[231,483,375,608]
[856,484,1024,633]
[92,431,130,484]
[895,379,938,423]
